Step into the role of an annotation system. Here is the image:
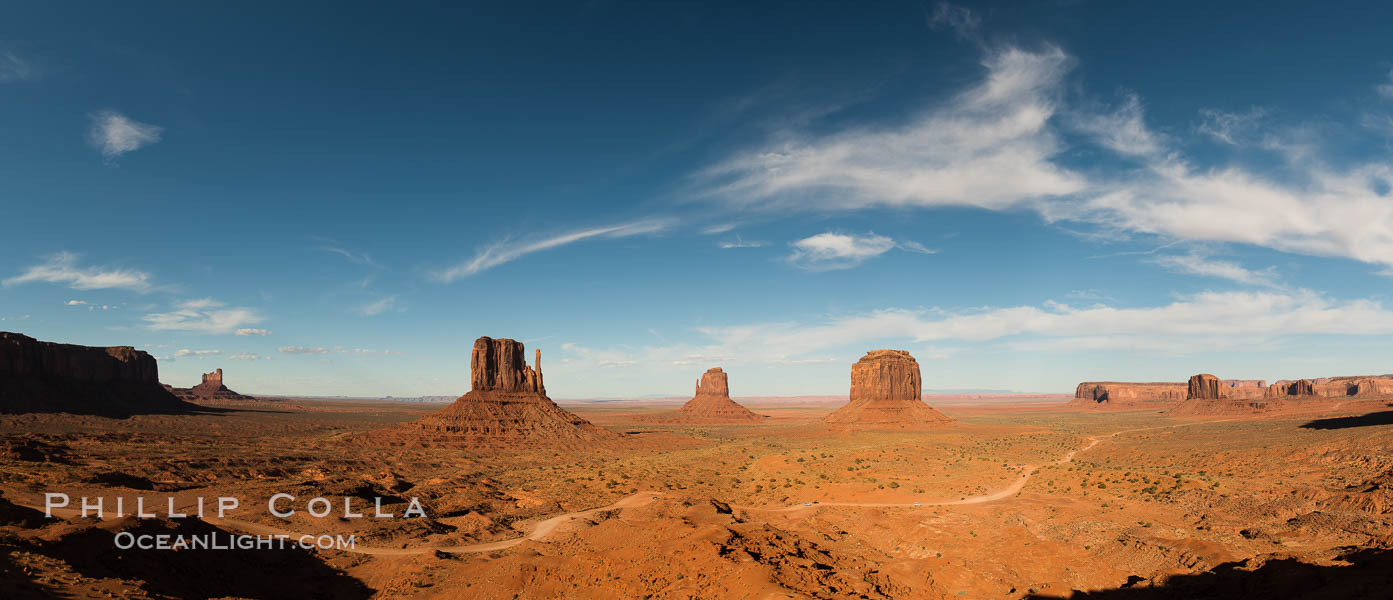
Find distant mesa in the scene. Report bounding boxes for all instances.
[823,350,952,430]
[1069,381,1187,409]
[1172,372,1393,416]
[0,331,198,417]
[658,367,767,424]
[167,368,254,401]
[399,336,617,447]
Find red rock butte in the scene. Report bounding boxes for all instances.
[167,367,254,401]
[823,350,952,429]
[405,336,616,446]
[0,331,192,416]
[674,367,765,424]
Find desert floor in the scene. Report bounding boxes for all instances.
[3,398,1393,599]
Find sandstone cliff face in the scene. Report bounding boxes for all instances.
[1351,378,1393,397]
[471,337,544,394]
[1187,374,1224,400]
[1070,381,1186,408]
[824,350,951,429]
[407,336,614,447]
[673,367,764,423]
[0,331,192,416]
[1267,379,1316,397]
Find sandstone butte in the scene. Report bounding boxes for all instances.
[0,331,194,417]
[823,349,952,430]
[671,367,766,424]
[166,368,254,401]
[404,336,617,446]
[1170,373,1273,416]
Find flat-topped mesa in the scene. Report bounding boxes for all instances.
[201,368,223,387]
[0,331,191,416]
[1071,381,1186,408]
[675,367,764,423]
[824,350,951,429]
[1187,374,1224,400]
[470,337,544,395]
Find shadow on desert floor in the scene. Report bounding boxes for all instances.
[1300,407,1393,430]
[1025,547,1393,599]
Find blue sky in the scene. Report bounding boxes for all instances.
[3,1,1393,397]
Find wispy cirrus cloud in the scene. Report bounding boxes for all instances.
[432,218,670,282]
[88,110,163,160]
[143,299,264,334]
[0,51,35,82]
[787,232,935,271]
[1377,69,1393,100]
[5,252,156,292]
[1196,107,1268,145]
[279,346,328,355]
[320,245,381,268]
[1150,253,1280,288]
[718,235,767,249]
[353,295,398,316]
[228,352,271,361]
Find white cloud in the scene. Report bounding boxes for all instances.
[174,349,221,358]
[88,110,163,160]
[65,300,87,306]
[700,44,1393,271]
[718,236,767,249]
[5,252,155,292]
[1377,69,1393,100]
[235,328,272,336]
[1150,253,1280,288]
[433,218,670,282]
[279,346,328,355]
[701,46,1083,213]
[787,232,935,271]
[0,52,34,82]
[228,352,271,361]
[1073,156,1393,269]
[354,295,398,316]
[143,299,264,334]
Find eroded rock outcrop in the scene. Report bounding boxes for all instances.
[823,350,951,429]
[1267,379,1316,397]
[1187,374,1224,400]
[168,368,254,401]
[672,367,765,423]
[0,331,194,416]
[1070,381,1187,409]
[403,336,616,447]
